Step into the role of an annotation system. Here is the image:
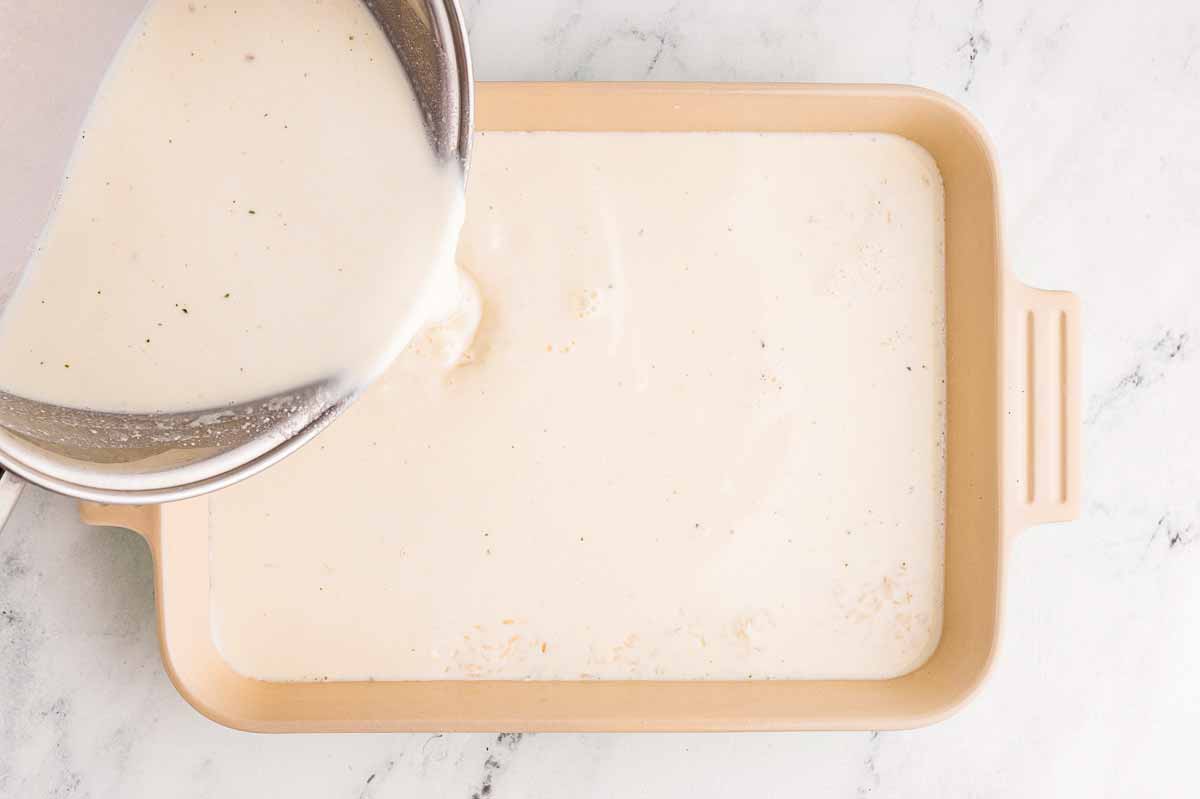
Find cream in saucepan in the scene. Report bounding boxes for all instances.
[0,0,463,413]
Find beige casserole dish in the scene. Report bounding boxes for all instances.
[80,82,1081,732]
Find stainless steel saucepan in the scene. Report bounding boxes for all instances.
[0,0,473,514]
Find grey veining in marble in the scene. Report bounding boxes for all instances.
[3,0,1200,796]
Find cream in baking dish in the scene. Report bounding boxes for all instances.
[209,130,947,681]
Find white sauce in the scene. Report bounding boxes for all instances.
[0,0,462,413]
[210,130,947,682]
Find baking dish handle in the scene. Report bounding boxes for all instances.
[0,467,25,533]
[79,501,157,538]
[1009,282,1082,529]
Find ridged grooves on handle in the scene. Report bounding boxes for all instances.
[1016,286,1081,526]
[1025,311,1036,504]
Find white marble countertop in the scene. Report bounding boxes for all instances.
[3,0,1199,796]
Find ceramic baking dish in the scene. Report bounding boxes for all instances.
[80,82,1080,732]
